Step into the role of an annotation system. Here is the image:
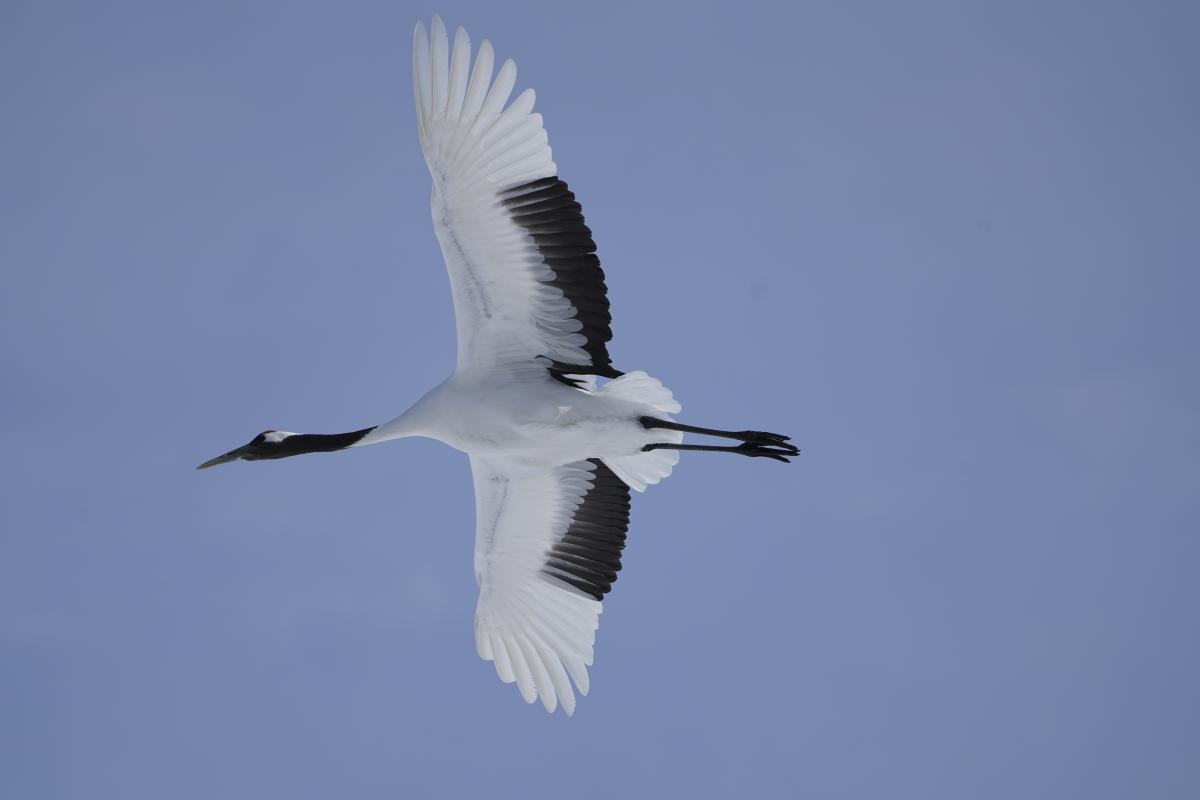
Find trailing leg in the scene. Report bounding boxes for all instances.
[639,417,795,449]
[642,441,796,463]
[640,416,798,462]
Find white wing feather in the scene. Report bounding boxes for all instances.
[470,456,608,715]
[415,18,606,375]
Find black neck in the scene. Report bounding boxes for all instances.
[270,427,375,459]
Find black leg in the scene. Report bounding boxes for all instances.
[643,442,795,463]
[640,416,798,455]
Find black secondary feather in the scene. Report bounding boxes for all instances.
[541,459,631,601]
[501,177,622,387]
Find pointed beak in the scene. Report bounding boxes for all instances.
[196,443,251,470]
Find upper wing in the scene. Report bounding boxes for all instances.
[470,455,632,715]
[413,17,618,380]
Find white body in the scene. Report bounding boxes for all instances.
[364,370,674,470]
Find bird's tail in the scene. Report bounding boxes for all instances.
[596,371,683,492]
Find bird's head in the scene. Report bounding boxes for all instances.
[196,430,299,469]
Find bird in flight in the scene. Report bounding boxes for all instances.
[198,16,797,715]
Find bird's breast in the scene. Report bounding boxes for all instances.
[423,377,641,467]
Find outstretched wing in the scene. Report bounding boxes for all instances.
[413,17,618,380]
[469,455,632,715]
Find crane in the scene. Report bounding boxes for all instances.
[198,16,797,715]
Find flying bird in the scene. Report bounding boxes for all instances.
[198,16,797,715]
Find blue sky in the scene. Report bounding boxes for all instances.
[2,1,1198,797]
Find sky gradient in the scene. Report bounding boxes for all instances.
[3,1,1198,797]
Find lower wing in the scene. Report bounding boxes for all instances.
[469,455,632,714]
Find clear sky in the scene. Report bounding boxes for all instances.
[2,1,1198,797]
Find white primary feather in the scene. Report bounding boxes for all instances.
[470,456,610,715]
[414,17,612,376]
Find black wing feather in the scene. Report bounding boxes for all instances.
[541,460,631,601]
[500,177,622,386]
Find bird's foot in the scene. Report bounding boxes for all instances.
[734,441,798,463]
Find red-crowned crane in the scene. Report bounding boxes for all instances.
[199,16,796,715]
